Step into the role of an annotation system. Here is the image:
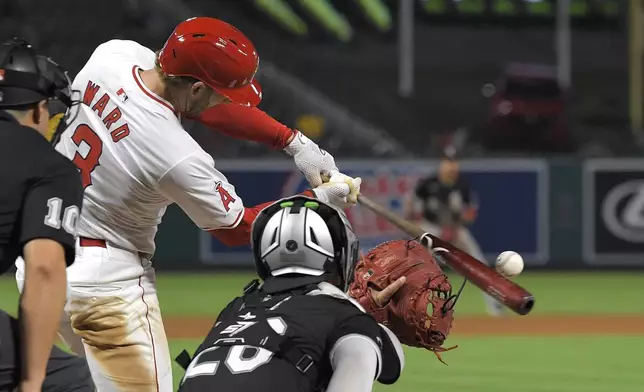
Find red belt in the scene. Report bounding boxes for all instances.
[79,237,107,248]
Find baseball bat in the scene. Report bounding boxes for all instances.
[356,194,535,316]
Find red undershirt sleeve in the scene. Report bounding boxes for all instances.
[195,104,295,150]
[209,190,316,247]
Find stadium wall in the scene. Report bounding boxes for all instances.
[153,158,644,270]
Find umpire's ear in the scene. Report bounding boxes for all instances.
[377,324,405,385]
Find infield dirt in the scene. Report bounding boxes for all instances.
[163,315,644,339]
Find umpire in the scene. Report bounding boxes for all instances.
[0,38,94,391]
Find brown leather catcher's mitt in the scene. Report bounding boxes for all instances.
[348,239,457,363]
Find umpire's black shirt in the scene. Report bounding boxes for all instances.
[0,110,82,274]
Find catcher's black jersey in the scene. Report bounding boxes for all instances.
[177,282,402,392]
[0,111,82,274]
[414,175,473,225]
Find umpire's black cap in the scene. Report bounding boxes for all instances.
[0,38,72,109]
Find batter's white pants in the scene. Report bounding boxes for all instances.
[420,221,504,315]
[16,239,173,392]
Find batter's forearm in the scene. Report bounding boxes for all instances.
[19,240,67,387]
[209,203,274,247]
[209,190,316,247]
[197,104,295,149]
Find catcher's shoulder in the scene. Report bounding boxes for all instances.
[307,283,405,384]
[306,282,367,313]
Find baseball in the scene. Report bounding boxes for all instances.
[495,251,524,278]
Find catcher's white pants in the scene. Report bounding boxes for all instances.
[420,221,503,314]
[16,240,173,392]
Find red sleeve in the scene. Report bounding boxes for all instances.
[209,190,316,247]
[196,104,295,150]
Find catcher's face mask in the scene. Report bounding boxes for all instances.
[251,195,359,292]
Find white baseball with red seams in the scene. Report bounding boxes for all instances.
[495,251,524,278]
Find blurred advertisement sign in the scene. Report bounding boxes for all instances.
[584,159,644,265]
[201,160,549,267]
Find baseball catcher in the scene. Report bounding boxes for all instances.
[177,195,458,392]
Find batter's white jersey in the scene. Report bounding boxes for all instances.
[55,39,244,255]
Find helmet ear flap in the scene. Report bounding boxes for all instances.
[252,200,288,280]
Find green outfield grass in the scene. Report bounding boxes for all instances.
[1,271,643,316]
[150,271,644,316]
[1,271,643,391]
[167,336,644,392]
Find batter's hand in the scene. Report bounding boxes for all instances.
[284,131,339,187]
[312,172,361,208]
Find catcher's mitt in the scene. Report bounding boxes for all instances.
[348,239,457,363]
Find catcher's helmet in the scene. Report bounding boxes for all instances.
[251,196,360,293]
[158,17,262,107]
[0,38,72,109]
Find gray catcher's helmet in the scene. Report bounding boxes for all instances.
[251,195,360,292]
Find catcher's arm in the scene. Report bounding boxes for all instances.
[327,336,380,392]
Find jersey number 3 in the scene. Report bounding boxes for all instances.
[71,124,103,189]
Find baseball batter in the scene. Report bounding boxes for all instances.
[15,17,360,392]
[403,149,504,316]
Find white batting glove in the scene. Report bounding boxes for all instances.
[284,131,339,187]
[312,172,362,209]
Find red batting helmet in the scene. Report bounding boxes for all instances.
[158,17,262,107]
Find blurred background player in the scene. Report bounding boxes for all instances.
[403,146,504,316]
[0,38,94,392]
[177,195,404,392]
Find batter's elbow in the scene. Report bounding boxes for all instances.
[209,227,251,247]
